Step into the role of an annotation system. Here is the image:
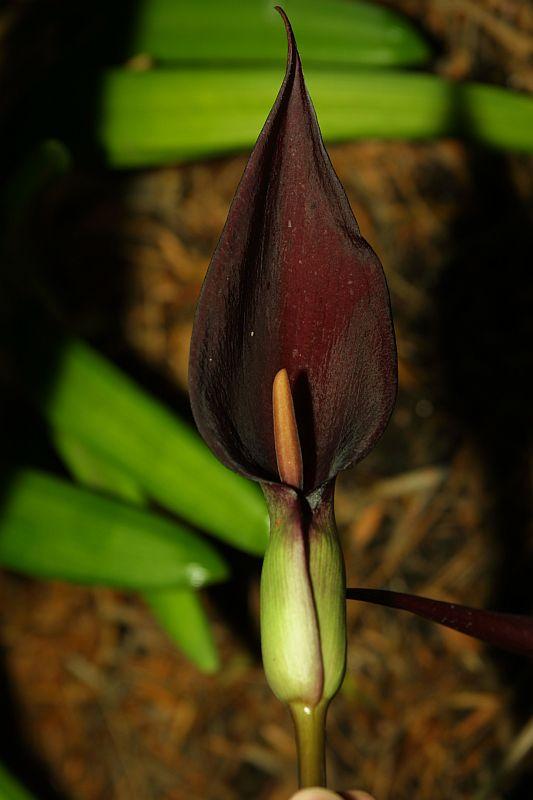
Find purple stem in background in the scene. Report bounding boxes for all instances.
[346,588,533,656]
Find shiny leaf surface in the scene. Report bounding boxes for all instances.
[0,470,227,589]
[131,0,430,67]
[56,432,221,672]
[100,69,533,168]
[10,334,268,554]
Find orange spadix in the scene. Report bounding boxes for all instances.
[272,368,303,489]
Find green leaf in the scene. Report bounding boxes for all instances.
[145,586,220,673]
[14,334,269,555]
[55,432,221,673]
[0,764,36,800]
[130,0,430,68]
[54,429,146,505]
[98,68,533,168]
[0,469,228,589]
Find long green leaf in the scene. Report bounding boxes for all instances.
[0,764,36,800]
[54,429,146,505]
[130,0,430,67]
[55,431,220,673]
[98,68,533,167]
[0,470,227,588]
[145,586,220,673]
[14,335,269,555]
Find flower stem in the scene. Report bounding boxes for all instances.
[290,701,328,788]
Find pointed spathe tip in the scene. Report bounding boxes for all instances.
[274,5,290,29]
[274,6,300,71]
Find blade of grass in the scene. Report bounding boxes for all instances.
[0,764,36,800]
[0,469,228,589]
[98,68,533,167]
[55,430,220,673]
[130,0,430,67]
[12,334,269,555]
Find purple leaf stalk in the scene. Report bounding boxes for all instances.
[189,7,396,787]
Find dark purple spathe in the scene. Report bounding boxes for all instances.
[189,8,397,495]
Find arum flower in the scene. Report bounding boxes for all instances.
[189,6,533,789]
[189,7,396,787]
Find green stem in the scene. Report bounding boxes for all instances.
[290,701,328,788]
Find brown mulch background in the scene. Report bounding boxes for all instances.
[1,2,532,799]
